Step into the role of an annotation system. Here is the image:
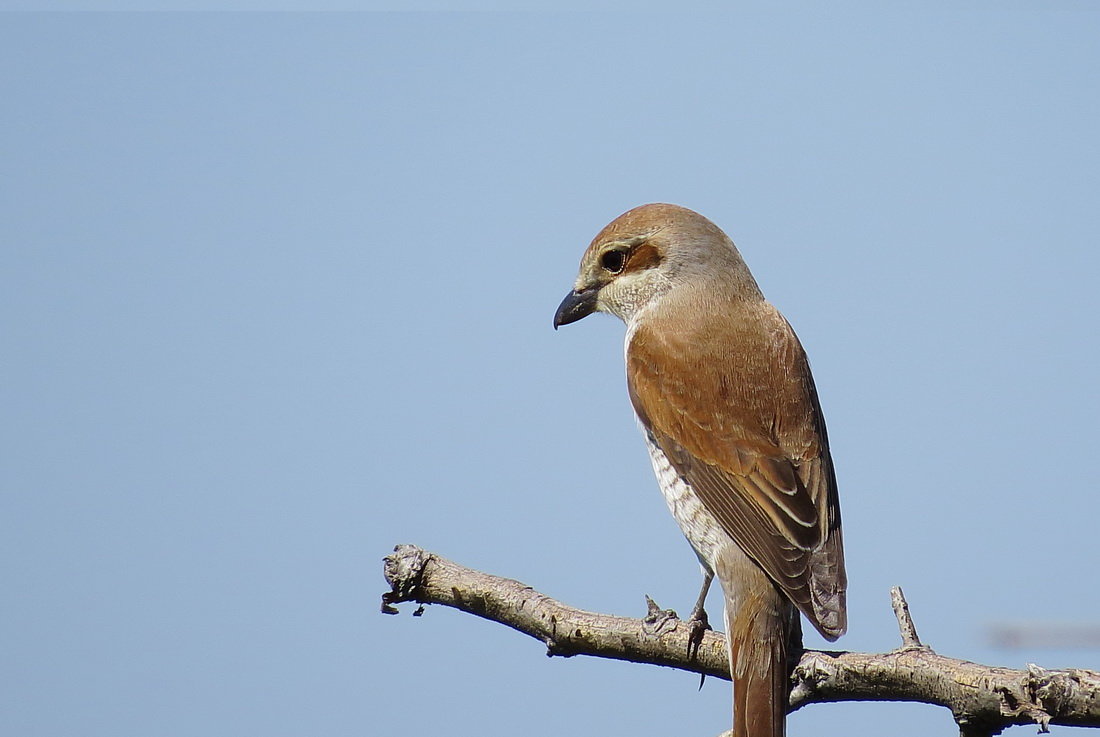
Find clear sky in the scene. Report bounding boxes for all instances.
[2,9,1098,737]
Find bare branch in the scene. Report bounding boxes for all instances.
[381,543,729,677]
[382,544,1100,734]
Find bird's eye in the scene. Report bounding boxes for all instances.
[601,249,626,274]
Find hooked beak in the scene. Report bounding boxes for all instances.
[553,287,599,329]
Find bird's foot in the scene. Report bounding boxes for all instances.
[686,602,711,660]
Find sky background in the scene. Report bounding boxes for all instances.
[3,8,1099,737]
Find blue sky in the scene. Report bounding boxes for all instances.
[2,9,1098,737]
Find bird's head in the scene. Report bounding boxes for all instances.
[553,203,762,329]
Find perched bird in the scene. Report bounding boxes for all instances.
[554,204,846,737]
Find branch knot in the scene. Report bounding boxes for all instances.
[381,544,432,614]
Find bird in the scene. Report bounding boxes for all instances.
[553,203,846,737]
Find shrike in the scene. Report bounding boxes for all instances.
[554,203,846,737]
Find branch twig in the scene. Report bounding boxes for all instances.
[890,585,924,649]
[382,544,1100,735]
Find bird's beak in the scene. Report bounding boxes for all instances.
[553,287,599,329]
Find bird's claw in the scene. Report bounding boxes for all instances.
[686,605,711,660]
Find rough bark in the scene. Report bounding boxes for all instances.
[382,544,1100,736]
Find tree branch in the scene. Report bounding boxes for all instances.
[381,544,1100,735]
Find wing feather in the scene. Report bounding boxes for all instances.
[627,298,846,639]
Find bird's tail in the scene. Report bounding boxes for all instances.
[719,557,799,737]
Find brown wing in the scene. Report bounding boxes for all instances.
[627,297,846,639]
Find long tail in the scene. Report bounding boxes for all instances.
[718,554,798,737]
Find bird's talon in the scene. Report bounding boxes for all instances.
[687,607,711,659]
